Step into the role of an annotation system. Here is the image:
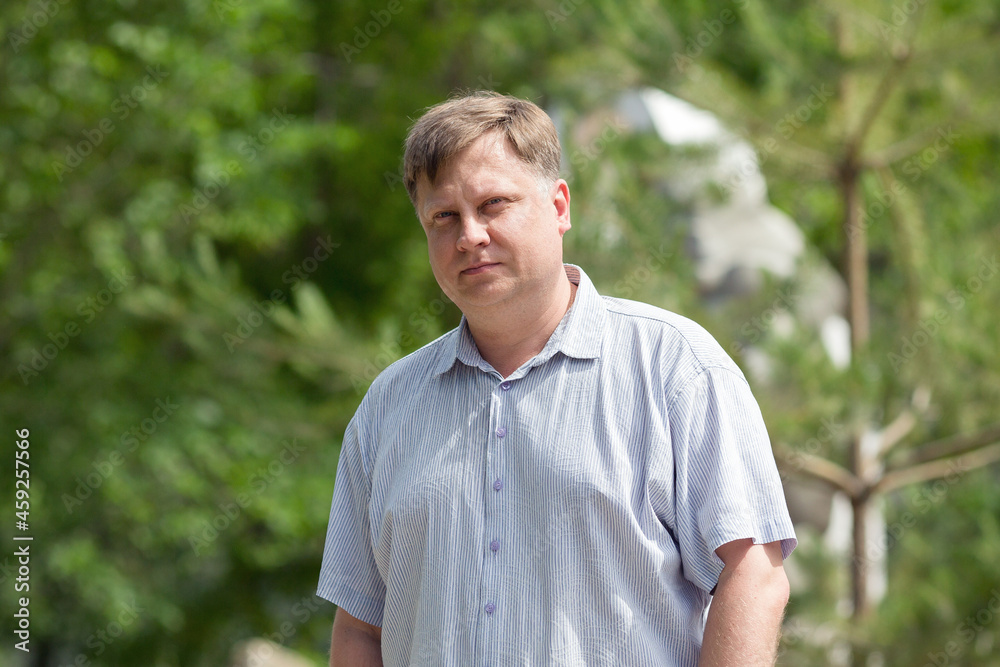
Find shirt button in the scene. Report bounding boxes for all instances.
[496,426,507,438]
[490,539,500,552]
[485,602,496,614]
[493,478,503,491]
[500,381,511,391]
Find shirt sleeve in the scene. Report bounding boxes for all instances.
[666,366,797,595]
[316,402,387,626]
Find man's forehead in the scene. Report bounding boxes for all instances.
[443,133,516,174]
[416,136,533,207]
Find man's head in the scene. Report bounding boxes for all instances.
[403,92,572,321]
[403,91,562,204]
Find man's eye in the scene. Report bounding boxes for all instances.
[485,198,503,206]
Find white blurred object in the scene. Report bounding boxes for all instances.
[230,639,317,667]
[820,316,852,370]
[617,88,808,298]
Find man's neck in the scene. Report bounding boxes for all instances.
[466,275,577,379]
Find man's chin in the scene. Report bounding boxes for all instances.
[451,283,514,313]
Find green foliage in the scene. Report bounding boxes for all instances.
[1,0,999,664]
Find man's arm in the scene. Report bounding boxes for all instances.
[330,607,383,667]
[699,538,790,667]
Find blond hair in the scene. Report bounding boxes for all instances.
[403,91,561,204]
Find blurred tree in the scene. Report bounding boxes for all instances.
[2,0,999,665]
[537,0,1000,664]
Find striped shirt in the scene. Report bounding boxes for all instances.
[317,264,796,666]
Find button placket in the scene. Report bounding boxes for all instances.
[483,381,508,632]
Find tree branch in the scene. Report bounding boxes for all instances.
[878,387,932,460]
[862,125,954,169]
[874,442,1000,495]
[775,449,865,498]
[878,411,916,458]
[764,136,836,174]
[902,423,1000,467]
[846,52,911,158]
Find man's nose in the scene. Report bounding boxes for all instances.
[457,216,490,251]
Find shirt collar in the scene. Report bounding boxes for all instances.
[432,264,606,378]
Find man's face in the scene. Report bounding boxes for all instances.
[414,132,571,316]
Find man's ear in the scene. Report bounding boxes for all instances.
[553,179,571,237]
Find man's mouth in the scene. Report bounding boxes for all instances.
[462,262,499,275]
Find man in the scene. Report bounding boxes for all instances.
[317,91,796,666]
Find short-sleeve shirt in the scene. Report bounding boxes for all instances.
[317,264,796,666]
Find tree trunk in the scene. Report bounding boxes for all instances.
[850,493,871,620]
[842,161,869,351]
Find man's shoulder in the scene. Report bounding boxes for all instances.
[599,295,741,376]
[366,326,459,394]
[600,295,714,345]
[601,294,696,328]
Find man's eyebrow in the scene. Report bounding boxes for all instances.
[420,197,448,219]
[420,185,508,216]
